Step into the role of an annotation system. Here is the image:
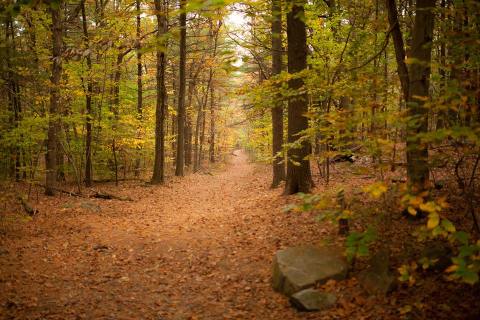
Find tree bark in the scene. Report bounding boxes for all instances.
[45,1,63,196]
[209,84,216,162]
[135,0,143,177]
[385,0,409,102]
[81,0,94,187]
[271,0,285,188]
[185,79,195,167]
[152,0,168,184]
[175,0,187,176]
[284,0,312,195]
[406,0,435,192]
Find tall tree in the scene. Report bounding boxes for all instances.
[284,0,312,194]
[152,0,168,184]
[406,0,435,192]
[175,0,187,176]
[45,0,63,196]
[386,0,435,192]
[270,0,285,188]
[81,0,93,187]
[209,85,215,162]
[135,0,143,177]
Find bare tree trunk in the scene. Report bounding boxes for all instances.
[5,17,22,181]
[185,79,195,167]
[385,0,409,102]
[45,2,63,196]
[152,0,168,184]
[135,0,143,177]
[111,54,123,186]
[175,0,187,176]
[406,0,435,192]
[199,95,207,165]
[81,0,94,187]
[193,90,204,171]
[209,85,215,162]
[284,0,312,195]
[271,0,285,188]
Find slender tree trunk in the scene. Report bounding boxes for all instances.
[175,0,187,176]
[284,0,312,195]
[185,79,195,167]
[5,17,22,181]
[45,2,63,196]
[81,0,94,187]
[406,0,435,192]
[271,0,285,188]
[193,91,203,171]
[111,54,123,186]
[385,0,409,102]
[152,0,168,184]
[209,85,215,162]
[135,0,143,177]
[199,95,207,165]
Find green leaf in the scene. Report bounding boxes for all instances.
[454,231,470,245]
[441,219,456,233]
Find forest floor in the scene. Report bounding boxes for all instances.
[1,151,479,319]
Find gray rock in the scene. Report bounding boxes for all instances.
[272,245,348,296]
[358,249,395,296]
[290,288,337,311]
[80,201,101,212]
[420,241,452,272]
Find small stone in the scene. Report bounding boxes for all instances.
[93,244,109,251]
[290,289,337,311]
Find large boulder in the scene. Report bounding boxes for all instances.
[358,249,395,296]
[290,288,337,311]
[272,245,348,296]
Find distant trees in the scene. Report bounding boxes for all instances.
[0,0,234,189]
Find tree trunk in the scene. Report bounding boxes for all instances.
[385,0,409,102]
[175,0,187,176]
[284,0,312,195]
[152,0,168,184]
[45,2,63,196]
[5,17,22,181]
[193,92,203,171]
[271,0,285,188]
[406,0,435,192]
[81,0,94,187]
[209,85,215,163]
[185,79,195,167]
[135,0,143,177]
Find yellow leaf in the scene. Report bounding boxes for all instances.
[445,264,458,273]
[407,206,417,216]
[427,213,440,229]
[419,201,438,214]
[410,196,423,207]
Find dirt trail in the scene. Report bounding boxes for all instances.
[1,151,326,319]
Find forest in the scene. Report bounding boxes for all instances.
[0,0,479,318]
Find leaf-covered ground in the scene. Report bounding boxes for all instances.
[1,151,479,319]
